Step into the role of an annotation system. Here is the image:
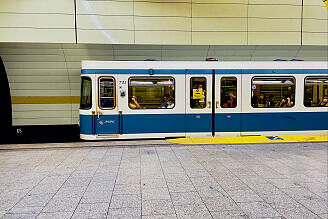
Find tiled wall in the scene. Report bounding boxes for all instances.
[0,0,327,45]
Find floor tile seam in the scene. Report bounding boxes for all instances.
[141,197,175,202]
[70,147,112,218]
[31,150,67,171]
[272,181,326,216]
[170,147,215,219]
[105,148,124,217]
[36,149,91,218]
[207,147,325,218]
[154,146,179,219]
[80,200,112,205]
[277,153,321,172]
[273,206,326,218]
[4,149,76,217]
[2,154,53,192]
[199,145,276,217]
[232,151,311,193]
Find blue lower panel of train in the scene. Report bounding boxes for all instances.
[241,112,328,132]
[80,112,328,135]
[122,114,186,134]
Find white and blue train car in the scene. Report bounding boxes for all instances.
[80,61,328,140]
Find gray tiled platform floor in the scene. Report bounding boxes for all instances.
[0,142,327,219]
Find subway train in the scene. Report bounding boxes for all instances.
[80,61,328,140]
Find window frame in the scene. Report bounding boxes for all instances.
[251,76,296,109]
[303,76,328,108]
[128,76,176,110]
[220,76,237,109]
[80,76,92,110]
[98,76,116,110]
[190,77,207,109]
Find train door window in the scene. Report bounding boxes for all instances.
[251,77,295,108]
[304,77,328,107]
[99,78,115,109]
[221,77,237,108]
[80,77,92,109]
[128,77,175,109]
[190,77,207,109]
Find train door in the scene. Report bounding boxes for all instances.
[94,75,120,136]
[214,70,242,136]
[186,70,213,137]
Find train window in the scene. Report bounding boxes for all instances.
[304,77,328,107]
[128,77,175,109]
[221,77,237,108]
[99,78,115,109]
[190,77,207,108]
[251,77,295,108]
[80,77,92,109]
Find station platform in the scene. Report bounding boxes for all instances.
[167,134,328,145]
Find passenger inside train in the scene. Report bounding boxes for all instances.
[221,77,237,108]
[129,77,175,109]
[319,95,328,107]
[129,96,140,109]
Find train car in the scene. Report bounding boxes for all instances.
[80,61,328,140]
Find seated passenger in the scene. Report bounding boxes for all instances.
[251,93,258,107]
[167,97,175,108]
[290,94,295,106]
[129,96,140,109]
[257,93,266,107]
[267,94,275,107]
[319,95,328,107]
[161,94,170,108]
[279,96,290,107]
[286,96,294,107]
[222,93,235,108]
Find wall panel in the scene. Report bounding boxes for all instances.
[193,32,247,45]
[302,3,328,45]
[0,0,75,43]
[135,31,191,45]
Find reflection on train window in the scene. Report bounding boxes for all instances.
[128,77,175,109]
[99,78,115,109]
[190,77,206,108]
[251,77,295,108]
[221,77,237,108]
[304,77,328,107]
[80,77,92,109]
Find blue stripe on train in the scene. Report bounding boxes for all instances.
[82,69,328,75]
[80,112,328,135]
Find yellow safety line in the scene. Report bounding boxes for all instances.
[11,96,80,104]
[167,135,328,145]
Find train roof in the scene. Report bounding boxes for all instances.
[82,61,328,70]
